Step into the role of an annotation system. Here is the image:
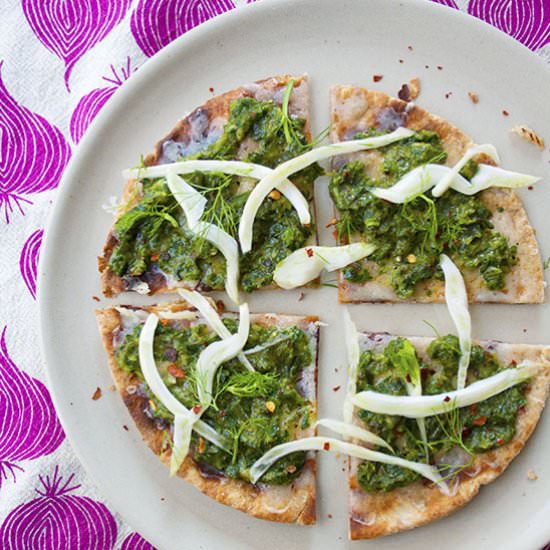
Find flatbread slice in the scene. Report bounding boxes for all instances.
[99,74,316,297]
[348,332,550,539]
[330,85,544,304]
[96,300,318,524]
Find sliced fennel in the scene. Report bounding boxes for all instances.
[440,254,471,390]
[239,127,414,252]
[138,313,230,474]
[431,144,499,197]
[316,419,393,452]
[170,415,194,476]
[249,436,449,494]
[371,164,445,203]
[166,171,240,305]
[194,221,240,305]
[352,361,541,418]
[124,159,311,225]
[178,289,254,372]
[273,243,376,289]
[371,163,540,204]
[454,163,540,195]
[343,309,360,424]
[165,169,207,229]
[195,303,250,407]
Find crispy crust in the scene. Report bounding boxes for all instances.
[330,85,545,304]
[99,74,312,297]
[348,334,550,539]
[95,301,319,524]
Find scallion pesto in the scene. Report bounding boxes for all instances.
[355,335,526,493]
[115,319,314,485]
[109,97,322,292]
[329,130,517,298]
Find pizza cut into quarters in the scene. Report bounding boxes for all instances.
[347,331,550,539]
[99,74,321,298]
[329,85,545,304]
[95,298,319,524]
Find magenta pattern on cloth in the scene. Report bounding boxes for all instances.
[131,0,237,57]
[19,229,43,300]
[0,63,71,224]
[0,1,548,549]
[0,327,64,487]
[21,0,132,91]
[0,467,117,549]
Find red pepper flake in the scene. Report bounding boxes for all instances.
[528,186,534,190]
[327,513,333,519]
[286,464,297,474]
[472,415,488,426]
[468,92,479,104]
[332,230,338,240]
[443,395,451,402]
[92,295,100,302]
[220,410,227,417]
[209,87,214,93]
[518,406,526,415]
[198,437,205,454]
[469,404,477,416]
[332,385,341,392]
[160,319,170,326]
[168,364,185,379]
[326,217,338,228]
[123,424,129,431]
[306,248,314,258]
[92,387,102,401]
[502,110,509,116]
[373,74,383,82]
[150,253,160,262]
[511,359,517,366]
[193,405,202,414]
[323,442,330,451]
[497,438,505,445]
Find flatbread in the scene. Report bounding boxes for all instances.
[96,300,318,524]
[99,74,313,297]
[330,85,544,304]
[348,333,550,539]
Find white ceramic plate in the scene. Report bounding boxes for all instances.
[39,0,550,548]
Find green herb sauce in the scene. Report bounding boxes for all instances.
[115,319,314,485]
[356,335,526,493]
[329,131,517,298]
[109,97,322,292]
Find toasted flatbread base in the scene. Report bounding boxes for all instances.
[330,85,544,304]
[348,333,550,539]
[99,74,313,297]
[96,300,319,524]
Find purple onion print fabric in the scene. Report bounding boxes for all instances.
[0,63,71,224]
[0,468,117,549]
[0,0,548,549]
[131,0,236,57]
[0,327,64,487]
[21,0,132,91]
[19,229,43,300]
